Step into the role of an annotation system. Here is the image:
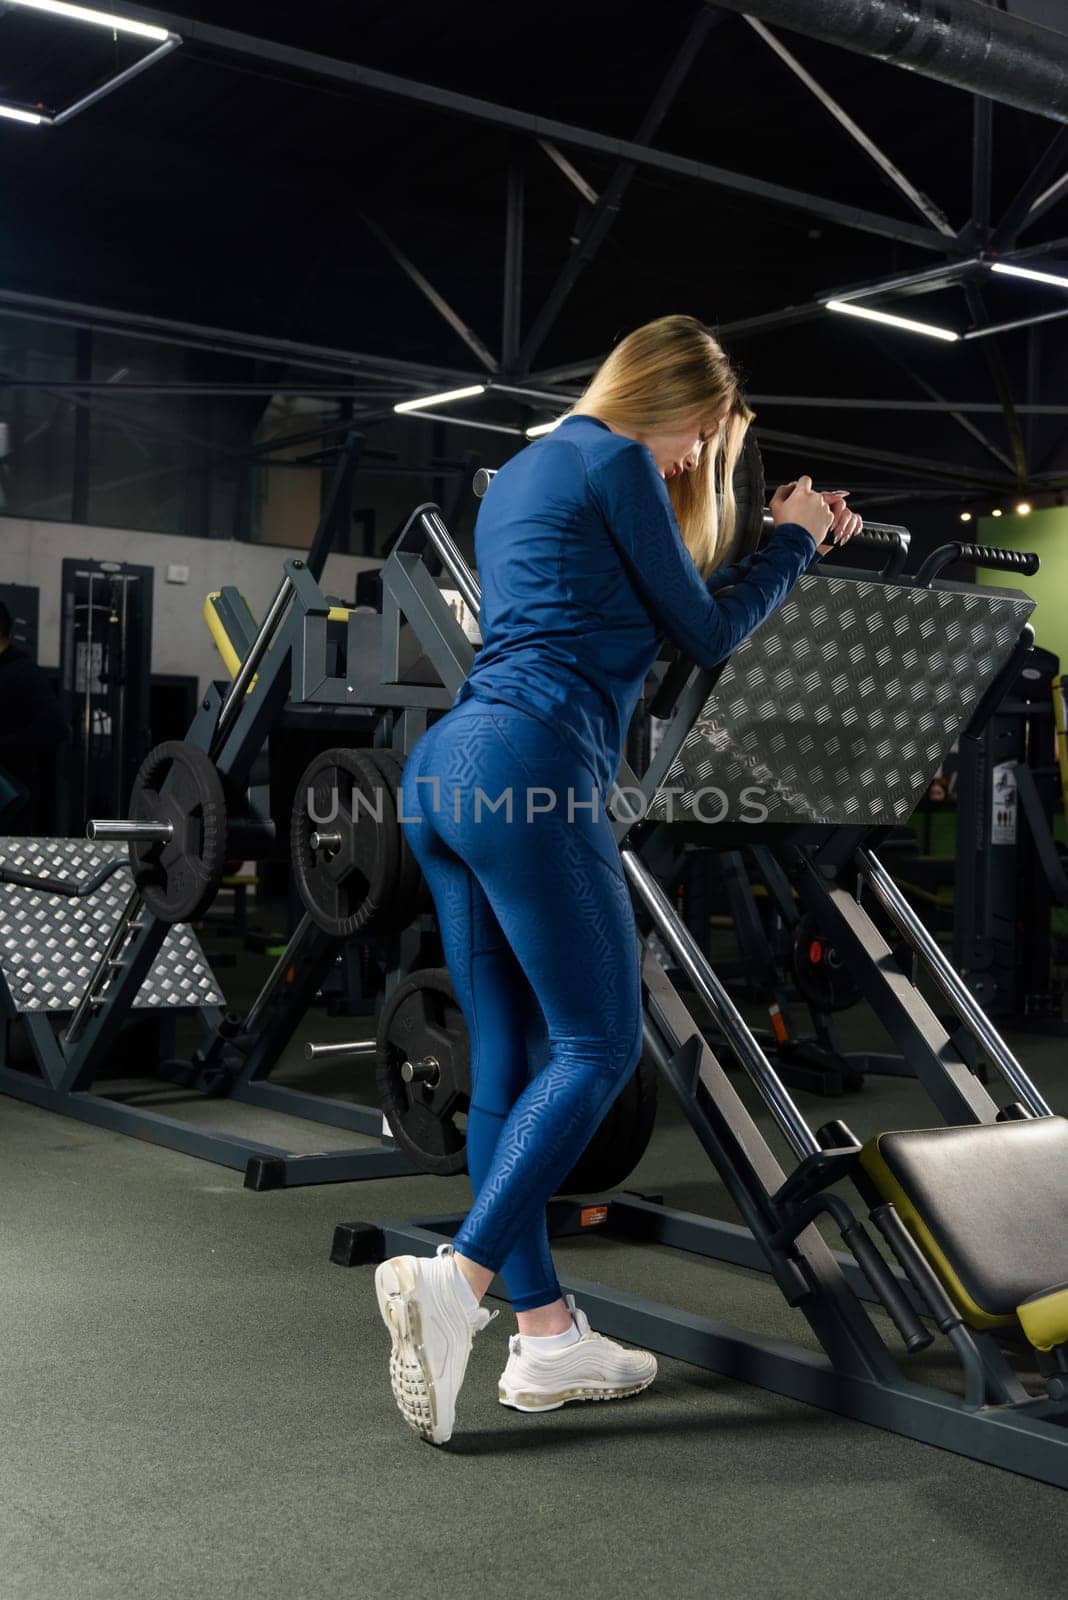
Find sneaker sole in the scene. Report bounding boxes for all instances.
[374,1256,446,1445]
[498,1372,656,1413]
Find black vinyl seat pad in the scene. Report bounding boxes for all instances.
[648,574,1033,827]
[866,1116,1068,1318]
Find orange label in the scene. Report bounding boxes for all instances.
[580,1205,610,1228]
[769,1003,790,1045]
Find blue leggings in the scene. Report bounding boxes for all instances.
[399,696,643,1311]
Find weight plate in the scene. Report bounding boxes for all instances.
[375,966,659,1188]
[715,425,767,565]
[791,912,861,1013]
[291,747,401,938]
[732,427,768,559]
[364,748,425,933]
[376,967,470,1176]
[128,740,227,924]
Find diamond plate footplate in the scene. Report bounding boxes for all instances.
[647,574,1034,827]
[0,838,225,1013]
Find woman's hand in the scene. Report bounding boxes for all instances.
[818,490,862,556]
[769,475,834,545]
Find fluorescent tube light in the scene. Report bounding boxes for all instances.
[6,0,169,40]
[526,419,564,438]
[394,384,486,414]
[0,104,43,124]
[825,299,960,342]
[991,261,1068,292]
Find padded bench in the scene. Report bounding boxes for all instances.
[860,1115,1068,1350]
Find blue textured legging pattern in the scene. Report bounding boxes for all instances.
[399,695,644,1311]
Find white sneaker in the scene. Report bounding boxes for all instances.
[498,1295,658,1413]
[374,1242,497,1445]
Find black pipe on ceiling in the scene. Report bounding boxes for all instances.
[707,0,1068,124]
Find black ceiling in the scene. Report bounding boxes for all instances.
[1,0,1067,519]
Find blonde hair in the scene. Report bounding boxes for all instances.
[570,314,753,578]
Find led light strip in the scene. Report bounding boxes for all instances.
[5,0,169,41]
[825,299,960,342]
[991,261,1068,292]
[393,384,486,414]
[0,104,44,124]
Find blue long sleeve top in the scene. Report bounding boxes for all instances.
[453,413,820,797]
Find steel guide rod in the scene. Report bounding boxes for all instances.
[420,509,482,618]
[211,573,295,757]
[621,849,820,1160]
[855,846,1053,1118]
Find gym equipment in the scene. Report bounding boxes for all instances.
[58,557,153,833]
[97,741,228,924]
[0,435,426,1187]
[791,913,860,1013]
[372,965,658,1188]
[953,641,1068,1031]
[335,486,1068,1491]
[291,747,421,938]
[374,967,470,1175]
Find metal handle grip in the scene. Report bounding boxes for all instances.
[473,467,497,499]
[0,857,127,898]
[915,541,1040,585]
[830,523,911,578]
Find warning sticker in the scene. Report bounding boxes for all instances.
[991,761,1018,846]
[580,1205,610,1228]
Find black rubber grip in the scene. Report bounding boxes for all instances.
[955,543,1040,574]
[870,1203,960,1335]
[849,526,907,550]
[842,1219,932,1354]
[822,522,910,579]
[0,858,126,898]
[915,541,1040,584]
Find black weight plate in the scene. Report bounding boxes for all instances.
[365,748,425,933]
[128,741,227,924]
[291,747,401,938]
[376,967,470,1176]
[792,912,861,1014]
[715,425,767,566]
[375,965,659,1189]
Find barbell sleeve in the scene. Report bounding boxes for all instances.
[303,1039,377,1062]
[87,820,175,843]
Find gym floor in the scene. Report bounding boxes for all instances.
[4,936,1068,1600]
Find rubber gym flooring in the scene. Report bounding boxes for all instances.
[4,931,1068,1600]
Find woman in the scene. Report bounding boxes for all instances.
[375,314,860,1445]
